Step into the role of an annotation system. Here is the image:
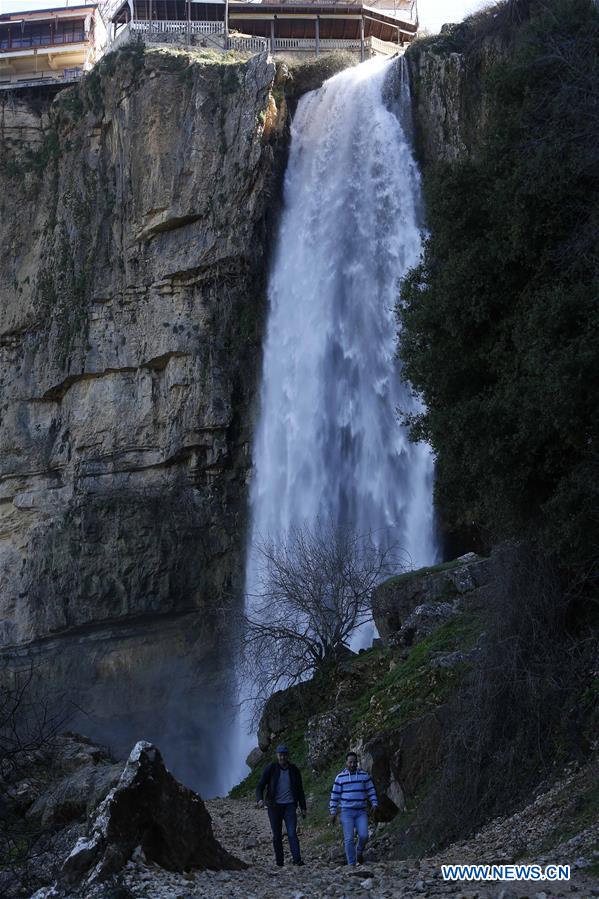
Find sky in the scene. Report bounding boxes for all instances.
[0,0,495,32]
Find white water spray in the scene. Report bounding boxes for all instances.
[232,57,437,784]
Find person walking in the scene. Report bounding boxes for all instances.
[256,744,307,867]
[329,751,378,866]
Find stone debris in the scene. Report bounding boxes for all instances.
[13,736,599,899]
[116,778,597,899]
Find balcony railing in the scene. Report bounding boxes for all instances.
[100,0,130,20]
[107,19,402,55]
[130,20,225,34]
[227,34,269,52]
[109,20,226,50]
[273,36,362,49]
[0,32,86,53]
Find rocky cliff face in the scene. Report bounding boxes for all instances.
[0,46,283,793]
[406,27,506,164]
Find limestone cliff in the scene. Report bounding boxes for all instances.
[0,46,282,793]
[406,25,506,164]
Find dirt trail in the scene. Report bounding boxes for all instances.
[120,790,598,899]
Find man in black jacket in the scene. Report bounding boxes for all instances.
[256,744,307,867]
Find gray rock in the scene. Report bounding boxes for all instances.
[28,759,122,828]
[0,49,281,775]
[429,649,474,670]
[305,709,351,771]
[372,553,491,645]
[397,601,457,647]
[258,680,320,752]
[245,747,266,769]
[61,741,245,888]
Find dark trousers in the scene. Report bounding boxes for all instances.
[267,803,301,864]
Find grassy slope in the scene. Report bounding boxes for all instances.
[230,612,483,844]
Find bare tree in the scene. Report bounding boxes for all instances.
[0,664,71,891]
[0,664,66,773]
[238,521,404,723]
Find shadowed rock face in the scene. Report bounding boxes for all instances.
[372,553,491,645]
[0,47,282,793]
[62,741,246,888]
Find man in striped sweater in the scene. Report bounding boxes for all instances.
[329,751,378,866]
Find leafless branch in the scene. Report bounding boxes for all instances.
[236,520,407,725]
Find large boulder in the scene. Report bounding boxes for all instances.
[61,741,245,888]
[397,601,458,648]
[360,709,446,822]
[372,553,491,645]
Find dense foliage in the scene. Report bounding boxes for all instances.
[398,0,599,574]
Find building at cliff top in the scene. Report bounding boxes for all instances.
[106,0,418,57]
[0,0,417,89]
[0,3,106,91]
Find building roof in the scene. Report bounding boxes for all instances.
[0,5,97,25]
[230,0,416,13]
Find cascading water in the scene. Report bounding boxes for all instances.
[232,56,437,785]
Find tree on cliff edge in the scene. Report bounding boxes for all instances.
[238,521,400,723]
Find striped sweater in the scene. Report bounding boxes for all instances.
[329,767,378,813]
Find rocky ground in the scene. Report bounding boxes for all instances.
[120,756,599,899]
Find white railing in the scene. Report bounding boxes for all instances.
[272,37,363,50]
[369,35,401,56]
[109,20,225,49]
[258,0,362,4]
[227,35,269,52]
[130,20,224,35]
[256,0,415,11]
[105,19,402,59]
[363,2,418,25]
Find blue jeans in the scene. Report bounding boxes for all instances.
[340,809,369,865]
[267,803,301,864]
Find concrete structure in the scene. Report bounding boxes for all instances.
[0,3,106,91]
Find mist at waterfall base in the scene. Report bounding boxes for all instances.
[230,57,437,789]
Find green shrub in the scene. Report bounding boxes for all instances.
[398,0,599,575]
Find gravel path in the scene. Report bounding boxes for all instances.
[120,792,598,899]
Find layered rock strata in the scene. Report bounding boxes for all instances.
[0,46,282,793]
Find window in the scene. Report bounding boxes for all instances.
[11,24,52,48]
[55,20,86,44]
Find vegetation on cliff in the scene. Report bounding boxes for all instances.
[395,0,599,852]
[232,600,481,839]
[398,0,599,574]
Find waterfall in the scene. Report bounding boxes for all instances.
[231,56,437,785]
